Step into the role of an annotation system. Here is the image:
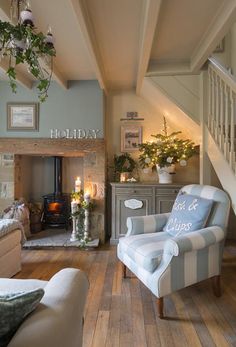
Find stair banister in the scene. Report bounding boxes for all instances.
[208,57,236,175]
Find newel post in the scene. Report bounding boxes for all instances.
[200,70,212,185]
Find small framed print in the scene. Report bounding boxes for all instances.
[7,103,39,131]
[121,125,142,152]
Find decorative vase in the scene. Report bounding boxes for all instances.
[156,164,175,184]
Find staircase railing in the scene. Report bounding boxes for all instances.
[208,57,236,172]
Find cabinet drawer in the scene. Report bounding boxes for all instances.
[115,187,153,195]
[155,188,180,195]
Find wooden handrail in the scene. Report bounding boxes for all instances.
[209,57,236,92]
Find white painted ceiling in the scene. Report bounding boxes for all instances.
[0,0,233,91]
[150,0,224,62]
[31,0,95,80]
[85,0,143,90]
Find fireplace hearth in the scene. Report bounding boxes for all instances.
[42,156,70,229]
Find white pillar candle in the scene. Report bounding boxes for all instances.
[71,200,78,214]
[84,192,90,205]
[75,176,81,192]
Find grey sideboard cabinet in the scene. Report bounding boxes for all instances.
[110,182,184,244]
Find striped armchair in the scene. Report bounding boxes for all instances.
[117,184,230,318]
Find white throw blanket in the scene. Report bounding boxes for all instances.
[0,219,26,244]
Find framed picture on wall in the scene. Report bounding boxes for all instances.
[7,103,39,131]
[121,125,142,152]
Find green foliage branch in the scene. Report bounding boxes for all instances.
[113,152,136,182]
[0,20,56,102]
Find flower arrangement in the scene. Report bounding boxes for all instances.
[139,117,196,169]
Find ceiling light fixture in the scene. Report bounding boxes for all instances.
[0,0,56,101]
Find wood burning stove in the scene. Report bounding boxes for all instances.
[42,156,70,229]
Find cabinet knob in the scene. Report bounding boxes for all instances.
[133,190,136,193]
[174,189,179,193]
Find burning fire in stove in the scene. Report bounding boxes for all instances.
[47,202,62,213]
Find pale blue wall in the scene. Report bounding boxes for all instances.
[0,80,104,137]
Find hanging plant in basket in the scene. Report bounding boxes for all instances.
[0,2,56,102]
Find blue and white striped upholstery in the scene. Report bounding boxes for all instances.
[126,213,170,236]
[117,184,230,298]
[119,232,170,272]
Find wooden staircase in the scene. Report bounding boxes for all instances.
[208,57,236,171]
[205,57,236,213]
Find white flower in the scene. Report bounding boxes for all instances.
[180,159,187,166]
[144,157,151,164]
[166,157,173,163]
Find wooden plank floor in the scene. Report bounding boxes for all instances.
[15,243,236,347]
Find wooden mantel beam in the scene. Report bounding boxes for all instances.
[0,0,68,90]
[0,138,105,156]
[136,0,162,94]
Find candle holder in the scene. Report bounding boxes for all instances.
[70,199,79,242]
[70,190,94,247]
[81,192,92,243]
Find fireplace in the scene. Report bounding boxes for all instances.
[42,156,70,229]
[1,138,106,242]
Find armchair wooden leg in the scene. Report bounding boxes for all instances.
[122,263,127,279]
[157,297,164,319]
[212,275,221,297]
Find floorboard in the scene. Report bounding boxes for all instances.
[14,242,236,347]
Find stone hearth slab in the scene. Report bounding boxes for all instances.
[23,229,99,249]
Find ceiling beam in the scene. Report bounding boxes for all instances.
[70,0,107,93]
[0,0,68,90]
[0,59,32,89]
[136,0,162,94]
[147,61,197,76]
[39,59,67,90]
[191,0,236,72]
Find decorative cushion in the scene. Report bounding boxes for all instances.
[164,194,213,237]
[119,231,170,272]
[0,288,44,347]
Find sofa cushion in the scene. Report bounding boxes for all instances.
[0,288,44,347]
[164,194,213,237]
[119,232,170,272]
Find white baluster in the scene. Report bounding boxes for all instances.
[208,68,212,129]
[224,84,230,159]
[212,70,216,134]
[215,75,220,143]
[219,79,224,149]
[230,90,235,170]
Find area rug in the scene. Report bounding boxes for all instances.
[23,229,99,249]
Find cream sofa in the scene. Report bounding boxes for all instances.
[0,220,24,278]
[0,268,89,347]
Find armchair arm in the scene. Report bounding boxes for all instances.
[164,226,224,256]
[126,213,170,236]
[9,268,89,347]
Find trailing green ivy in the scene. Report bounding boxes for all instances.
[0,20,56,102]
